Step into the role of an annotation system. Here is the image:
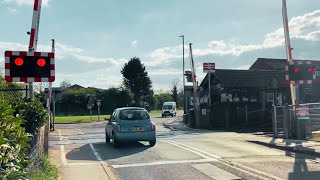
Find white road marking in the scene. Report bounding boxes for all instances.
[166,140,221,159]
[162,140,212,159]
[58,129,68,165]
[58,129,63,141]
[112,159,217,169]
[66,162,101,166]
[165,140,285,180]
[60,145,67,165]
[89,143,102,161]
[77,128,84,135]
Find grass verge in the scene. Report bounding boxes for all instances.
[149,110,162,117]
[55,115,111,124]
[310,137,320,142]
[28,153,58,180]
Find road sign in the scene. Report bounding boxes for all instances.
[296,107,310,120]
[203,63,215,73]
[285,60,316,85]
[4,51,55,82]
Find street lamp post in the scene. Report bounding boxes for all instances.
[179,35,186,114]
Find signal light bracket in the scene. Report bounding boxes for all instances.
[4,50,55,83]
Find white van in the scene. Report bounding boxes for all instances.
[162,102,177,117]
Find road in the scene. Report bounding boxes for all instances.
[49,113,320,180]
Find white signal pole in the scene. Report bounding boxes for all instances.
[28,0,42,98]
[189,43,200,128]
[282,0,297,106]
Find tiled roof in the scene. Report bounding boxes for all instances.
[201,69,288,88]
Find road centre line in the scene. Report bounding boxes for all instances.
[162,140,212,159]
[112,159,217,169]
[165,140,285,180]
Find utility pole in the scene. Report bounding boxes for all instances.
[189,43,200,128]
[179,35,186,114]
[28,0,43,99]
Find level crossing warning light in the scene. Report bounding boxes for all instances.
[4,51,55,82]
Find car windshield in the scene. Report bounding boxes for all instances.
[119,109,150,120]
[163,105,173,110]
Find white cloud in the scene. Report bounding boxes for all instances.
[0,41,84,60]
[148,68,180,75]
[131,40,138,48]
[70,54,127,66]
[142,10,320,90]
[6,7,18,14]
[0,42,27,50]
[146,10,320,66]
[2,0,50,7]
[145,45,183,66]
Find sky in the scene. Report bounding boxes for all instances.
[1,0,320,92]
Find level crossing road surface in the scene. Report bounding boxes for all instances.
[49,113,320,180]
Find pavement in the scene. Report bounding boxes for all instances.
[49,112,320,180]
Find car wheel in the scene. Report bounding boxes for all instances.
[112,133,119,148]
[149,140,156,147]
[105,133,110,144]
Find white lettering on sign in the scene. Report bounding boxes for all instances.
[296,107,310,120]
[315,71,320,77]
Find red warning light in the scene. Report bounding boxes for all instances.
[14,58,24,66]
[37,58,46,67]
[295,67,299,73]
[308,68,314,73]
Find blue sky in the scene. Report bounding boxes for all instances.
[1,0,320,92]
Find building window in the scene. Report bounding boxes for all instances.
[267,93,274,103]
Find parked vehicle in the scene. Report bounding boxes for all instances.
[105,107,156,148]
[162,102,177,117]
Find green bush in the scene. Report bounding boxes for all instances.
[16,98,48,135]
[0,99,29,179]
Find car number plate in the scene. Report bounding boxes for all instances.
[131,127,144,132]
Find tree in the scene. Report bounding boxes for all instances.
[60,80,71,89]
[121,57,152,105]
[171,79,179,104]
[153,93,173,110]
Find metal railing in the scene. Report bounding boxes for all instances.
[273,102,320,139]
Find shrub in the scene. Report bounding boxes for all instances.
[16,98,48,135]
[0,99,29,179]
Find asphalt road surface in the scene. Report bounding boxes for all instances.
[49,113,320,180]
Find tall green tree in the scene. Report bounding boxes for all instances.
[121,57,152,105]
